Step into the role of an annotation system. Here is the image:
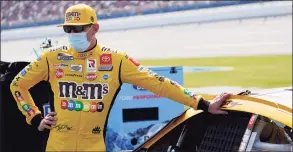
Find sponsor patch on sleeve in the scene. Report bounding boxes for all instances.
[129,57,140,66]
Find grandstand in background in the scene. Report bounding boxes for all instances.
[1,0,265,30]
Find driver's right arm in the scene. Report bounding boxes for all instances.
[10,51,49,129]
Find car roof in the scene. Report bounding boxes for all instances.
[250,87,292,109]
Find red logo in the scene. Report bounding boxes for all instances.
[61,100,68,110]
[55,69,64,78]
[86,73,97,81]
[90,102,97,113]
[248,115,257,128]
[88,59,96,68]
[100,54,112,65]
[17,96,24,101]
[27,109,35,116]
[129,57,140,66]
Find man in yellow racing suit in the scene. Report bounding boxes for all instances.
[10,4,231,152]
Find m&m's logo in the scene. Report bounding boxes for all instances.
[61,100,104,112]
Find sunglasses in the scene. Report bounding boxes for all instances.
[63,24,92,33]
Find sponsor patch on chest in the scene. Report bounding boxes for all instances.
[58,81,109,100]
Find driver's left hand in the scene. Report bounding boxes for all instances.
[208,93,232,114]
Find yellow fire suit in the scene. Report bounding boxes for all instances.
[10,43,209,151]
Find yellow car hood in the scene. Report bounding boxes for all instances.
[134,88,292,151]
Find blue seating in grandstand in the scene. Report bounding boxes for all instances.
[1,1,261,30]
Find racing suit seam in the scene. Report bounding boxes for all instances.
[45,57,55,112]
[46,57,49,81]
[118,57,122,84]
[103,59,123,141]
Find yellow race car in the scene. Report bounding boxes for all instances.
[134,89,292,152]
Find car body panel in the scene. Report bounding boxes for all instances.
[137,109,203,149]
[202,93,291,127]
[134,90,292,150]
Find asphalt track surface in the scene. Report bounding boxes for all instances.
[1,15,292,62]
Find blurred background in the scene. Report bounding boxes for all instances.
[0,1,266,28]
[1,0,292,91]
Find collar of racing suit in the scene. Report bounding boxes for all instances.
[83,39,97,53]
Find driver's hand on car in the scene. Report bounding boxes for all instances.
[38,112,58,131]
[208,93,232,114]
